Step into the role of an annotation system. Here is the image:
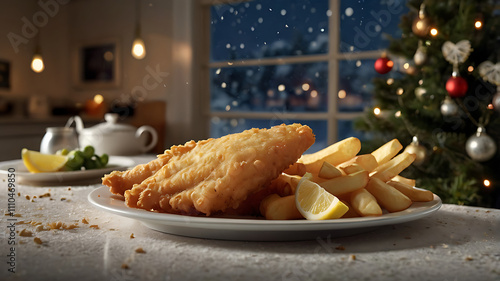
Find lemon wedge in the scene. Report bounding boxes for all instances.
[295,174,349,220]
[21,148,68,173]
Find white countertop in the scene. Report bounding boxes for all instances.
[1,156,499,281]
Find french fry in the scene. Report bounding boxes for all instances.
[259,194,303,220]
[371,139,403,166]
[365,178,412,212]
[338,154,378,173]
[299,137,361,174]
[387,181,434,202]
[318,161,343,179]
[319,170,369,196]
[350,188,382,216]
[283,162,306,176]
[339,199,360,218]
[341,163,364,175]
[371,152,416,183]
[276,173,302,194]
[391,175,416,187]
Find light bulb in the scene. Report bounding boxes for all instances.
[31,54,44,73]
[131,37,146,60]
[474,20,482,30]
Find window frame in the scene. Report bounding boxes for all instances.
[198,0,384,144]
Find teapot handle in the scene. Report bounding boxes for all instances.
[66,115,84,133]
[136,126,158,153]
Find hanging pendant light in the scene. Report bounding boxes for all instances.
[131,0,146,60]
[31,43,45,73]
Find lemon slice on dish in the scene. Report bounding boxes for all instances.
[22,148,68,173]
[295,173,349,220]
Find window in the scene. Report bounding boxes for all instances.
[200,0,408,152]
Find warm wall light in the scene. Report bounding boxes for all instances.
[131,0,146,59]
[31,45,44,73]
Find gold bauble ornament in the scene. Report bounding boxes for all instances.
[412,17,431,37]
[404,136,427,166]
[412,4,431,37]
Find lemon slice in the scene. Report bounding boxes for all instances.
[22,148,68,173]
[295,174,349,220]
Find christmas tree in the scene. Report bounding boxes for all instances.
[355,0,500,207]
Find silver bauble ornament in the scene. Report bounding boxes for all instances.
[414,45,427,65]
[492,87,500,112]
[414,87,427,101]
[404,136,427,165]
[465,127,497,162]
[440,96,459,116]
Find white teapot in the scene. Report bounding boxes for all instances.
[68,113,158,156]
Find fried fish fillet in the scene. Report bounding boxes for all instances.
[122,124,314,216]
[102,142,197,196]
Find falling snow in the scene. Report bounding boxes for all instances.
[209,0,408,142]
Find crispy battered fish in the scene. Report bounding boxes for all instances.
[102,142,197,196]
[119,124,314,216]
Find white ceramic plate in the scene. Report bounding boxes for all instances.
[0,156,135,186]
[88,186,442,241]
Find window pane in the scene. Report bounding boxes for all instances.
[210,118,327,153]
[339,0,408,53]
[210,0,329,61]
[337,59,376,112]
[210,62,328,113]
[338,119,371,141]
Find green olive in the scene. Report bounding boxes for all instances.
[65,150,84,170]
[56,148,69,156]
[82,146,95,159]
[100,154,109,166]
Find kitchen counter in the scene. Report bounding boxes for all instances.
[1,156,499,281]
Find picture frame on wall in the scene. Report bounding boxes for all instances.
[72,38,121,90]
[0,60,10,89]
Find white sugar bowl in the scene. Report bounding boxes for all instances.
[70,113,158,156]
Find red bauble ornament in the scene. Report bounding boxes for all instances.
[374,57,394,74]
[446,76,468,98]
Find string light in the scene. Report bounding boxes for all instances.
[430,28,438,36]
[373,107,381,116]
[483,179,491,187]
[474,20,482,30]
[338,89,346,99]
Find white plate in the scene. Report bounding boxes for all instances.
[0,156,135,186]
[88,186,442,241]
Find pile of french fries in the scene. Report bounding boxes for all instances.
[260,137,435,220]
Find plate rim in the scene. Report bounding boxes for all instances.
[0,156,135,185]
[88,185,442,232]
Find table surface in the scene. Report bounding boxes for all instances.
[1,156,499,281]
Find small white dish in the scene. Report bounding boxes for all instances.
[88,186,442,241]
[0,156,135,186]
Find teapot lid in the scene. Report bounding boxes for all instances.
[84,113,136,134]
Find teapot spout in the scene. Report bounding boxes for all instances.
[66,116,85,133]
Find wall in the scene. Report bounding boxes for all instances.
[0,0,201,150]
